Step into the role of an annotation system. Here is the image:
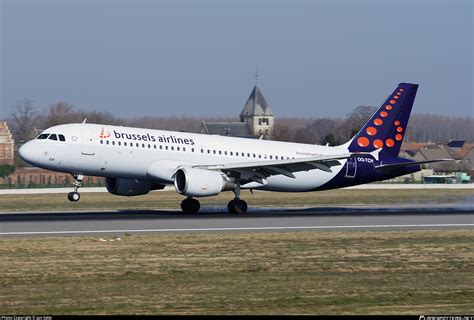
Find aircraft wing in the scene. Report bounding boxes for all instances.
[193,153,358,184]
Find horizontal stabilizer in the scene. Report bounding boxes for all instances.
[375,159,453,170]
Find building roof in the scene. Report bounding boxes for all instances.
[401,142,435,151]
[201,121,252,137]
[414,146,458,171]
[239,84,273,119]
[461,148,474,170]
[417,146,453,161]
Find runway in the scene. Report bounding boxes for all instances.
[0,205,473,236]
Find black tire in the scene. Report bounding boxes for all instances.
[68,192,80,202]
[228,199,247,214]
[190,198,200,213]
[227,199,236,213]
[181,198,200,214]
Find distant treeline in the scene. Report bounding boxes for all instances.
[7,100,474,147]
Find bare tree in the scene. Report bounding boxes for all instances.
[10,99,38,143]
[272,123,292,142]
[38,101,81,128]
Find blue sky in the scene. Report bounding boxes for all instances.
[1,0,472,119]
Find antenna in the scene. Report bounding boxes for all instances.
[255,66,259,85]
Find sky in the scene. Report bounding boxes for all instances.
[1,0,472,119]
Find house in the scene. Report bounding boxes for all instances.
[413,145,458,173]
[0,122,14,166]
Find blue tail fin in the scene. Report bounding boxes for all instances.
[347,83,418,158]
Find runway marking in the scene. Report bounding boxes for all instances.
[1,223,473,235]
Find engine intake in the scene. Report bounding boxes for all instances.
[174,167,235,197]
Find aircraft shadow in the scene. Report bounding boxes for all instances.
[0,205,473,222]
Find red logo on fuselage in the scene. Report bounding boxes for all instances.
[99,128,111,138]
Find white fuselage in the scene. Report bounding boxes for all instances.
[20,123,352,192]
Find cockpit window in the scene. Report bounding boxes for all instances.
[49,134,58,141]
[58,134,66,141]
[37,133,50,140]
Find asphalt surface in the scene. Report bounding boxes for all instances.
[0,205,473,237]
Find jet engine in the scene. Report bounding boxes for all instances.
[174,167,235,197]
[106,178,164,196]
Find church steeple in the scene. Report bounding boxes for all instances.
[239,84,273,122]
[239,81,274,138]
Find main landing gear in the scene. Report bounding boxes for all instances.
[181,197,201,214]
[180,186,248,214]
[67,174,83,202]
[227,185,248,214]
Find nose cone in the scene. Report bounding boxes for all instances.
[19,141,37,165]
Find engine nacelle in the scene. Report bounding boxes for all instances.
[106,178,164,196]
[174,167,235,197]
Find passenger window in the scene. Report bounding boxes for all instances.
[201,149,204,153]
[58,134,66,141]
[247,153,250,157]
[154,145,156,149]
[253,154,256,158]
[118,141,121,146]
[49,134,58,141]
[165,146,168,150]
[171,146,174,151]
[219,151,222,155]
[230,152,233,156]
[148,144,151,148]
[183,147,186,152]
[106,140,110,145]
[37,133,50,140]
[270,155,273,159]
[124,142,127,146]
[258,155,261,158]
[192,148,194,152]
[224,151,227,155]
[160,145,163,150]
[177,146,180,151]
[207,150,210,154]
[213,150,216,154]
[142,143,145,148]
[112,141,115,145]
[100,140,103,144]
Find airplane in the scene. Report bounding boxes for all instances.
[19,83,450,214]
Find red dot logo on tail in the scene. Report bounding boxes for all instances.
[357,137,370,147]
[373,139,384,148]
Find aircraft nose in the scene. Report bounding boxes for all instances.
[19,141,37,165]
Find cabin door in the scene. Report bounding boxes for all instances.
[345,158,357,178]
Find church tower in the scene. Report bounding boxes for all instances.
[239,83,274,138]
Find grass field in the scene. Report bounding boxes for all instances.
[0,188,473,212]
[0,230,473,314]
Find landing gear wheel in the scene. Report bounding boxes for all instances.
[228,199,248,214]
[67,191,80,202]
[67,174,84,202]
[181,198,200,214]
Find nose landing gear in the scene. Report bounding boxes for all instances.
[68,174,83,202]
